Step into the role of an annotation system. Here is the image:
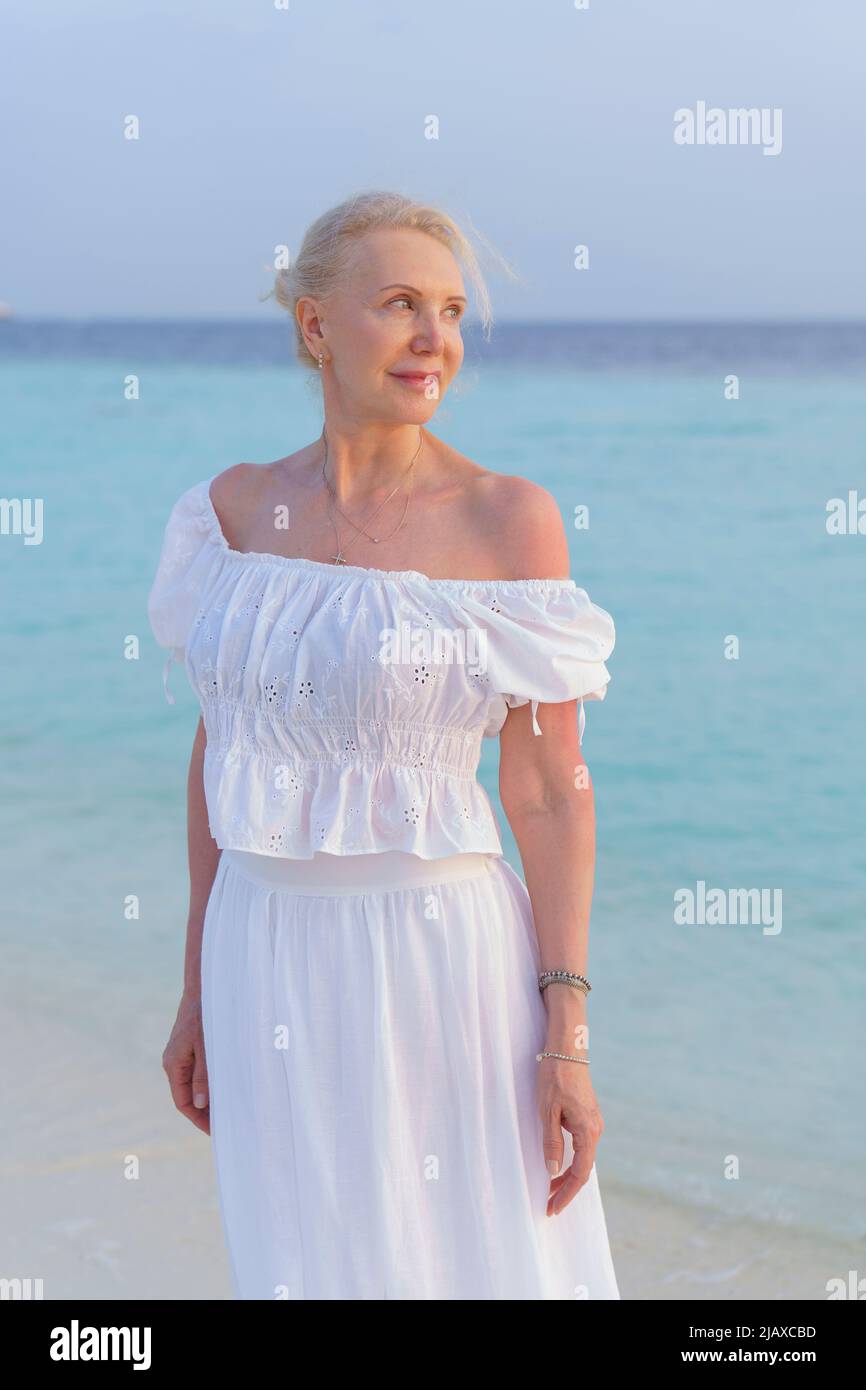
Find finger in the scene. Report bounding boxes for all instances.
[541,1109,565,1178]
[192,1058,209,1112]
[548,1152,594,1215]
[177,1100,211,1136]
[166,1061,211,1135]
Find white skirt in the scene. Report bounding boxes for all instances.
[200,846,620,1301]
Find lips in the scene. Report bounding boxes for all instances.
[391,372,440,380]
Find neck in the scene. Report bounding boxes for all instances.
[321,424,425,503]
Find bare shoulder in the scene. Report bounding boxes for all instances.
[208,459,292,549]
[207,462,256,540]
[431,437,571,581]
[469,472,571,581]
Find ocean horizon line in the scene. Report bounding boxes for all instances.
[4,314,866,327]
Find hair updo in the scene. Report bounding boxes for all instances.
[263,190,515,373]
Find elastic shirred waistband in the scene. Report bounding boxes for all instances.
[221,847,497,896]
[199,696,485,779]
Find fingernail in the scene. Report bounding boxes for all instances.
[546,1159,560,1176]
[194,1093,207,1108]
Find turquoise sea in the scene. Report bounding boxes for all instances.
[1,320,864,1245]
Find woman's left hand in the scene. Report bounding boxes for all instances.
[537,1059,605,1216]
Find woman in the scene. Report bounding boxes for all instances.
[148,191,619,1300]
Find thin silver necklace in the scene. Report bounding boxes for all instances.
[321,426,422,564]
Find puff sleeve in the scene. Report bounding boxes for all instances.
[458,581,615,744]
[146,480,214,704]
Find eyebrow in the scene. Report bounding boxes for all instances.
[378,283,468,304]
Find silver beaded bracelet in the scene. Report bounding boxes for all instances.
[535,1051,590,1064]
[538,969,592,996]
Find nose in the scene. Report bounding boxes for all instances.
[411,313,447,355]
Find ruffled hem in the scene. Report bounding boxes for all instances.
[203,753,506,861]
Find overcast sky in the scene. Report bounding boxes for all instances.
[2,0,861,321]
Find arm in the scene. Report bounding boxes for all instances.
[489,475,607,1215]
[162,714,221,1135]
[498,697,606,1217]
[183,714,222,992]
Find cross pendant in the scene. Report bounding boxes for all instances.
[331,552,347,565]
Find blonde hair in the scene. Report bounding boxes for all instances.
[263,190,517,371]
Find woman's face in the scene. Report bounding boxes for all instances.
[303,227,467,421]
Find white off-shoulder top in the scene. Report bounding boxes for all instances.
[147,477,616,859]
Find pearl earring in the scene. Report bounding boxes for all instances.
[318,351,324,369]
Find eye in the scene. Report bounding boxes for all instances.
[388,296,463,320]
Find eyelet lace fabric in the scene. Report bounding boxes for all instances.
[147,477,615,860]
